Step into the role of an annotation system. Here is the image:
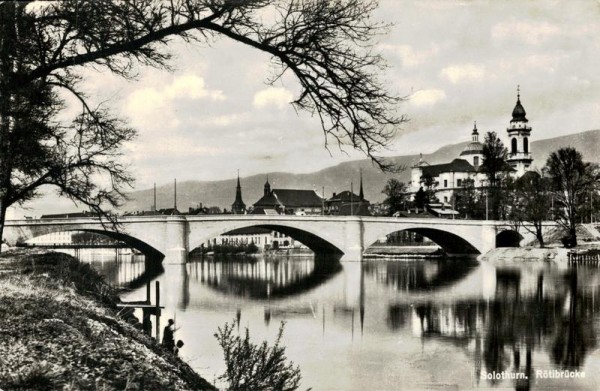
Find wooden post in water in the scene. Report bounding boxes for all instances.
[116,281,163,340]
[155,280,161,341]
[142,281,152,335]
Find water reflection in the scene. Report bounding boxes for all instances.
[385,266,600,390]
[365,257,479,292]
[74,250,600,390]
[186,254,342,300]
[61,249,163,289]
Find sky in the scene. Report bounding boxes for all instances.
[8,0,600,217]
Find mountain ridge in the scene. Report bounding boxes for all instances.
[123,129,600,213]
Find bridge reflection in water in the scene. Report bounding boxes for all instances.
[71,249,600,390]
[63,249,164,290]
[186,254,343,300]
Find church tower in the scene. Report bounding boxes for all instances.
[231,170,246,214]
[264,176,271,197]
[506,86,533,177]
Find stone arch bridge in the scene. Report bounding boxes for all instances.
[3,215,556,262]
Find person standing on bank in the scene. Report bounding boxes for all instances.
[162,319,176,350]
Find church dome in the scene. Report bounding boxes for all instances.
[460,121,483,156]
[460,141,484,156]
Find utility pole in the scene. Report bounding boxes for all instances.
[322,186,325,216]
[485,188,489,221]
[153,183,157,213]
[174,178,177,211]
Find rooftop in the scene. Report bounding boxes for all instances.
[254,189,323,208]
[420,159,476,177]
[328,190,368,203]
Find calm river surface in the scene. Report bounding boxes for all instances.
[74,250,600,390]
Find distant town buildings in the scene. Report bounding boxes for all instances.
[324,173,371,216]
[26,231,74,245]
[409,90,533,205]
[204,226,308,251]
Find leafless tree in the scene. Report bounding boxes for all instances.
[545,147,599,247]
[0,0,406,247]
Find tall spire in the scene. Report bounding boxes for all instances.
[264,174,271,196]
[232,170,246,214]
[359,169,364,200]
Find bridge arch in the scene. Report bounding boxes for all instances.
[18,227,164,259]
[187,222,344,256]
[364,227,481,255]
[495,230,524,248]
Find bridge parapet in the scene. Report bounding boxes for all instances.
[4,216,558,261]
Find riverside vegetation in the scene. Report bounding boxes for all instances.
[0,249,307,391]
[0,249,215,390]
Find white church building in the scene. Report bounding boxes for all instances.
[409,91,533,204]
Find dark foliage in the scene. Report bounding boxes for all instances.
[381,178,408,215]
[480,132,509,220]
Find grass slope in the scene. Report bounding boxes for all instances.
[0,250,216,391]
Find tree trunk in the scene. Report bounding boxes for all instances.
[0,202,6,253]
[570,227,578,248]
[535,224,545,248]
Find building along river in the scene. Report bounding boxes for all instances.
[70,248,600,390]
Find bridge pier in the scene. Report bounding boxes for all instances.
[479,225,499,256]
[342,218,365,262]
[165,216,189,264]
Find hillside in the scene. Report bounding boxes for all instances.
[0,250,215,390]
[123,129,600,212]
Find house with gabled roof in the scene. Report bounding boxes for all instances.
[251,178,324,215]
[324,173,371,216]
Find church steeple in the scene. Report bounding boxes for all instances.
[231,170,246,214]
[511,85,528,123]
[264,175,271,197]
[359,169,364,200]
[507,86,533,177]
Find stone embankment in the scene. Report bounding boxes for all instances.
[0,249,216,391]
[480,245,600,265]
[364,245,444,259]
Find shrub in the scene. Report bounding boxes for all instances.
[215,321,305,391]
[245,243,259,254]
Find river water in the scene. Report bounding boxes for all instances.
[74,250,600,390]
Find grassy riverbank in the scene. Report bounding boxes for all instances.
[0,249,215,391]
